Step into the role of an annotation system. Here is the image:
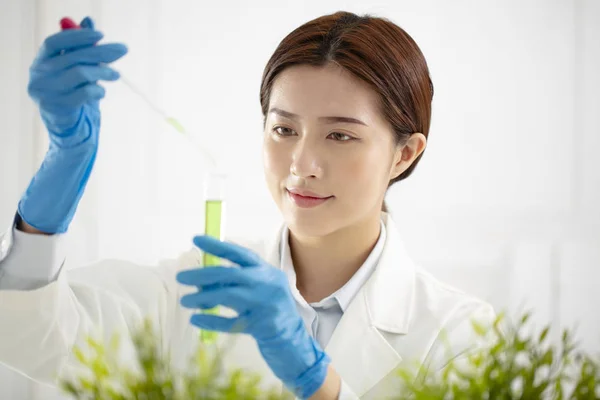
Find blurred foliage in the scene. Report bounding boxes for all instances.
[396,311,600,399]
[59,318,285,400]
[59,311,600,399]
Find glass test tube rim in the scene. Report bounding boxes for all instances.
[204,172,227,200]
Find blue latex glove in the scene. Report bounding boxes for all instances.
[177,236,331,399]
[18,16,127,233]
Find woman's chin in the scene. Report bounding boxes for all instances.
[284,211,336,239]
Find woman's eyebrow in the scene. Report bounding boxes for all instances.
[268,107,368,126]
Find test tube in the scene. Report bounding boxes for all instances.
[200,172,227,344]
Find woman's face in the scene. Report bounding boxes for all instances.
[263,63,405,238]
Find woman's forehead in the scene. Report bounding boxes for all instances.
[268,64,382,124]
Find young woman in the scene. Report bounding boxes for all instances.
[0,12,494,399]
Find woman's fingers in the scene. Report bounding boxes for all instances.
[38,43,128,73]
[190,314,248,334]
[176,266,260,288]
[192,235,262,267]
[29,65,120,94]
[37,29,104,60]
[180,286,257,312]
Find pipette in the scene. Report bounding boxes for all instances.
[121,76,219,171]
[61,17,224,344]
[59,17,218,170]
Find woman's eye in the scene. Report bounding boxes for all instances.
[329,132,353,141]
[273,126,295,136]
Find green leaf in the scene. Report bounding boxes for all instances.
[541,349,554,366]
[538,326,550,344]
[72,346,87,365]
[562,328,569,343]
[471,320,487,337]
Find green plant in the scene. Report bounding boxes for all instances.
[397,312,600,399]
[59,318,285,400]
[59,312,600,399]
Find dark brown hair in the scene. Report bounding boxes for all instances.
[260,11,434,212]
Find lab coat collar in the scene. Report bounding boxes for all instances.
[278,219,386,313]
[364,211,415,335]
[266,212,415,333]
[265,212,415,397]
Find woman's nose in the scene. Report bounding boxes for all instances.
[290,138,323,178]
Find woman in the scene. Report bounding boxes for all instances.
[0,11,494,399]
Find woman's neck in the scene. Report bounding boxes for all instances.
[289,213,383,303]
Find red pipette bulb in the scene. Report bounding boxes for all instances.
[60,17,79,30]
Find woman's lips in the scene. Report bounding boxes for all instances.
[286,190,333,208]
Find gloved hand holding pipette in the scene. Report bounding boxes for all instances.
[60,17,217,170]
[19,16,127,233]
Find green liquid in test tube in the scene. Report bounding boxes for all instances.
[200,173,226,344]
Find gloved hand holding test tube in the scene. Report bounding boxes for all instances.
[61,17,225,344]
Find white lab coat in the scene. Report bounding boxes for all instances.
[0,213,495,399]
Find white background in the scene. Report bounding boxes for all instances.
[1,0,599,398]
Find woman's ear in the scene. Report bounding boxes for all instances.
[389,133,427,180]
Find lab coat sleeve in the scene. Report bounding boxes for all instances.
[0,214,68,290]
[0,232,198,388]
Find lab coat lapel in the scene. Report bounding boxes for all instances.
[264,223,283,267]
[324,291,402,397]
[324,213,416,397]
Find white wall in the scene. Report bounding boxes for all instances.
[0,0,37,398]
[1,0,599,398]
